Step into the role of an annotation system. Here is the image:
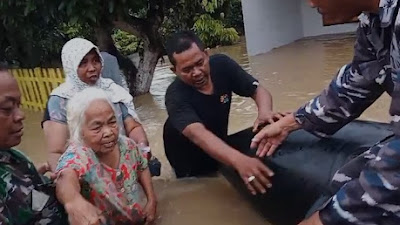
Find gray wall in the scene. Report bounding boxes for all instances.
[242,0,358,56]
[242,0,303,56]
[300,1,357,37]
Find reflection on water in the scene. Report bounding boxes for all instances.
[17,34,391,225]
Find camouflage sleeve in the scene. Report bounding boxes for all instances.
[295,15,389,137]
[0,202,11,225]
[319,139,400,225]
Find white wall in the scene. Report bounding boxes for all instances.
[242,0,358,56]
[242,0,303,56]
[300,1,357,37]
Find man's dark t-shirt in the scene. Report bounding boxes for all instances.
[163,54,259,177]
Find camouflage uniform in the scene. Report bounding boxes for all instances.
[296,0,400,224]
[0,149,67,225]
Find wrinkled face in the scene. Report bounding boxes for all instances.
[172,43,211,90]
[0,72,25,149]
[308,0,374,25]
[81,99,119,155]
[77,49,102,85]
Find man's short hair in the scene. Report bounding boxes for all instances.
[165,30,205,66]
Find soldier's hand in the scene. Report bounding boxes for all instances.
[36,162,50,175]
[36,162,57,180]
[251,113,299,157]
[251,122,289,157]
[253,111,291,132]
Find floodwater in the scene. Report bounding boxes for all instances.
[17,34,391,225]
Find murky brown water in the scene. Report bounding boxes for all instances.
[17,34,391,225]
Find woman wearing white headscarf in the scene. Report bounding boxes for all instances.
[43,38,151,171]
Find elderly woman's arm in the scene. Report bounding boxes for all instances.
[56,169,103,225]
[138,168,157,223]
[43,121,69,171]
[124,117,149,146]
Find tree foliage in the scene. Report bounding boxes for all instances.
[0,0,66,67]
[193,14,239,47]
[112,30,142,56]
[1,0,244,94]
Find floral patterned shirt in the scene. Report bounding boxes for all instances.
[56,136,147,224]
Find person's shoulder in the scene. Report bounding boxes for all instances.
[2,148,37,174]
[7,148,32,163]
[119,135,137,151]
[166,78,188,97]
[59,143,95,163]
[48,95,68,107]
[64,142,97,157]
[48,95,66,102]
[210,54,234,64]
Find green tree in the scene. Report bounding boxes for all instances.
[193,14,239,47]
[1,0,243,95]
[1,0,166,95]
[0,0,65,67]
[54,0,165,95]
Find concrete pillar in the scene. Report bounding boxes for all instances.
[241,0,358,56]
[241,0,303,56]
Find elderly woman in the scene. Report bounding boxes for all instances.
[42,38,152,171]
[55,87,157,225]
[0,65,67,224]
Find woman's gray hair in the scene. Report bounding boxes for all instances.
[67,87,116,144]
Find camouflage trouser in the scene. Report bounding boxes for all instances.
[306,135,395,217]
[309,135,400,224]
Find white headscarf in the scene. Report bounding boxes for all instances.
[50,38,139,121]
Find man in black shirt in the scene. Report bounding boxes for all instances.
[163,31,282,195]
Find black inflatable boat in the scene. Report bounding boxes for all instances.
[223,120,393,225]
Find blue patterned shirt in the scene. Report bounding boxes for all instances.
[295,0,400,224]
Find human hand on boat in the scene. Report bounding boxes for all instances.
[143,199,157,224]
[251,122,289,157]
[298,211,323,225]
[65,196,106,225]
[251,113,299,157]
[233,155,274,195]
[253,111,291,132]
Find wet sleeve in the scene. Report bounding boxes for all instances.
[45,96,68,125]
[165,85,202,133]
[55,146,89,179]
[295,21,388,137]
[222,55,259,97]
[319,140,400,225]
